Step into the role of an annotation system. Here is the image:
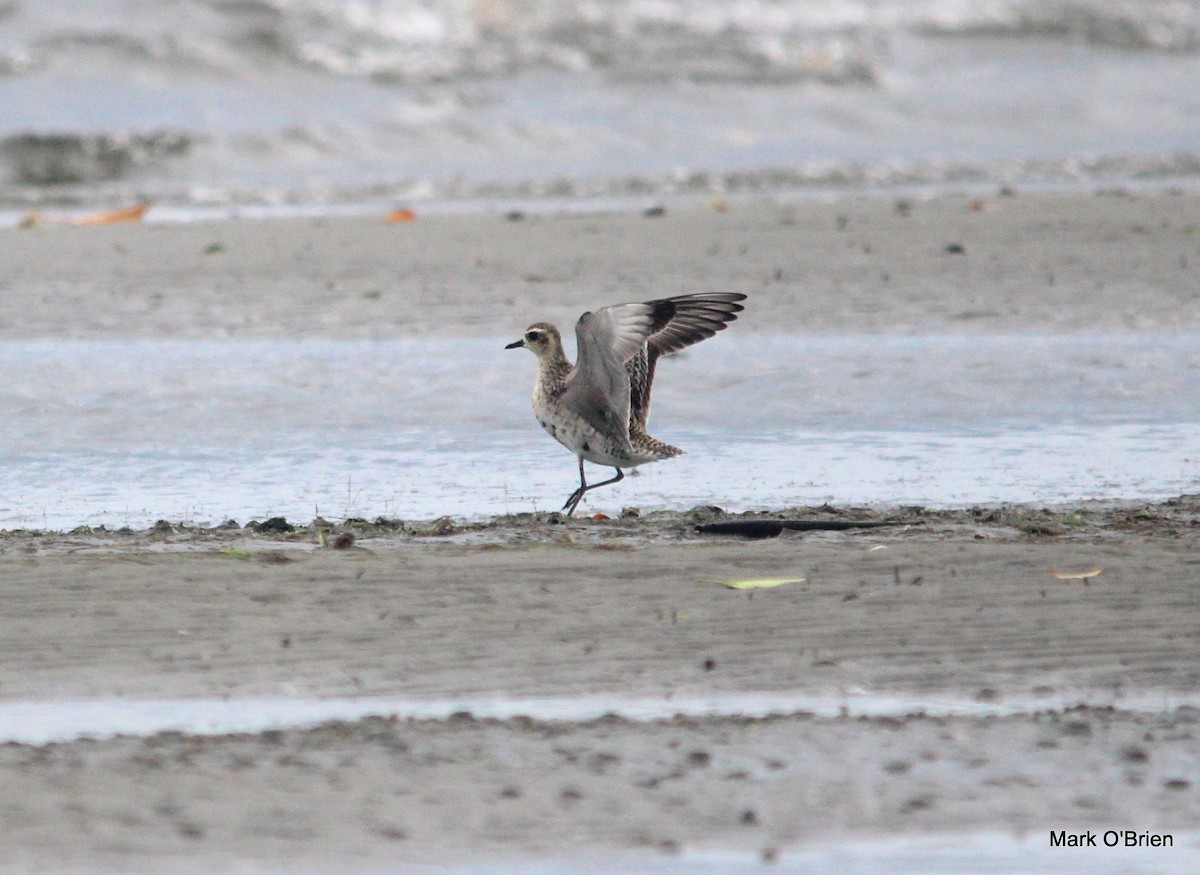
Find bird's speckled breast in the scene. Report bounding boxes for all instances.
[532,394,652,468]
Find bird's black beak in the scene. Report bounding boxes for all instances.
[505,339,525,349]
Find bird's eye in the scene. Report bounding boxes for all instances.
[526,330,542,342]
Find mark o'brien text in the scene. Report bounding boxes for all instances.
[1051,830,1173,848]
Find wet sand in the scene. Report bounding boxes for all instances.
[1,503,1198,871]
[2,191,1200,341]
[1,192,1199,871]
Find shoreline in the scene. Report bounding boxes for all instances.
[2,494,1197,546]
[5,161,1200,230]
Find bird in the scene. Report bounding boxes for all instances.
[506,292,747,516]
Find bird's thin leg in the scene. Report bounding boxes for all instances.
[562,457,589,515]
[562,461,624,517]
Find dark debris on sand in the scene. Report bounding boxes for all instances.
[1,496,1197,555]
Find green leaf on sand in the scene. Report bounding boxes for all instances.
[719,576,803,590]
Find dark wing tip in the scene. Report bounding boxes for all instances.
[645,292,747,357]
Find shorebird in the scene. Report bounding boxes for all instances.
[506,292,747,516]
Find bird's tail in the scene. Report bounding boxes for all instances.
[629,424,684,460]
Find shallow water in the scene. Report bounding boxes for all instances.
[4,690,1199,747]
[428,835,1200,875]
[483,838,1196,875]
[0,333,1196,529]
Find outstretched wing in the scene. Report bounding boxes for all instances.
[560,298,675,447]
[628,292,746,430]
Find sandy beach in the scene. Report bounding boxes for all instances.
[3,191,1200,340]
[1,192,1199,872]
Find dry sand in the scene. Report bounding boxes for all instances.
[1,191,1198,871]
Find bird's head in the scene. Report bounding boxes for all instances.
[505,322,560,357]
